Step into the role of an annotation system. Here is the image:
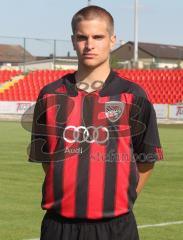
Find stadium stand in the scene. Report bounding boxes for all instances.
[0,70,22,83]
[0,69,183,104]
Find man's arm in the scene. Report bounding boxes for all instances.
[136,162,155,195]
[42,163,49,174]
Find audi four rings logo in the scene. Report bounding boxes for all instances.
[63,126,109,144]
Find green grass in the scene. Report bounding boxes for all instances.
[0,121,44,240]
[0,122,183,240]
[135,124,183,240]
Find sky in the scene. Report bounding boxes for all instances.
[0,0,182,56]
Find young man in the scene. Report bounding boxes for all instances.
[29,5,163,240]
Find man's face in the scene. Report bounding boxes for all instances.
[72,19,116,69]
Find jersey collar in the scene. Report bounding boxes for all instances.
[64,69,117,97]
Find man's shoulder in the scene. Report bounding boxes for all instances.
[114,72,148,99]
[38,72,75,99]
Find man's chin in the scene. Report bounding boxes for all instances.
[81,60,106,69]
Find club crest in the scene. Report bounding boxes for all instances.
[105,101,125,122]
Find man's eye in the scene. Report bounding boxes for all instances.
[94,36,104,40]
[77,36,86,41]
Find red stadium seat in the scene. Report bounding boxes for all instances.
[0,69,183,103]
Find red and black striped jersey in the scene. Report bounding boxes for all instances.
[28,70,163,219]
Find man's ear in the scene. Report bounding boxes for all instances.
[110,35,116,50]
[71,35,76,50]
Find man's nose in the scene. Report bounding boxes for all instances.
[85,37,94,50]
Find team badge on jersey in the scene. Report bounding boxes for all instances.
[105,101,125,122]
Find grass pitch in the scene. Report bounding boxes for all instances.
[0,122,183,240]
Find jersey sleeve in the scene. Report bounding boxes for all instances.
[130,96,163,163]
[28,90,50,164]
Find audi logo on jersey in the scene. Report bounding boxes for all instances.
[24,94,148,163]
[63,126,109,144]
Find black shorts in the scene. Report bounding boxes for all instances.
[40,210,139,240]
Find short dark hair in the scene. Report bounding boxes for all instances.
[71,5,114,35]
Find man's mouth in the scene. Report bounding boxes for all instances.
[83,54,97,58]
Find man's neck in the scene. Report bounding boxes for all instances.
[75,64,111,92]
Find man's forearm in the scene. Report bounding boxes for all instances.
[136,162,155,195]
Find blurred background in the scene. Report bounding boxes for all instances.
[0,1,183,240]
